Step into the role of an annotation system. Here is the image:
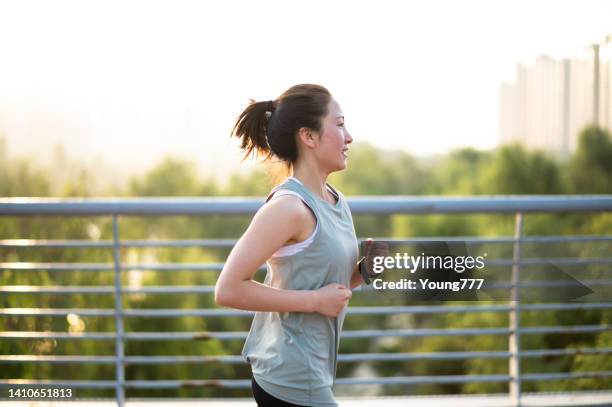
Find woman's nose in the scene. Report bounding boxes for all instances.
[345,131,353,144]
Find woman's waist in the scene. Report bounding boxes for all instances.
[248,311,339,335]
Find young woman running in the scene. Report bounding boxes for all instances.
[214,84,366,406]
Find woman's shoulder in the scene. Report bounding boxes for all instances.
[261,191,314,224]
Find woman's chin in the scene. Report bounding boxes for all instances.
[326,157,348,173]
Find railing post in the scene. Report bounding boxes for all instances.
[509,212,523,407]
[112,214,125,406]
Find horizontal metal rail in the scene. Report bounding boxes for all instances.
[2,278,611,295]
[2,257,611,272]
[2,195,612,215]
[2,303,611,317]
[0,262,229,271]
[0,285,217,294]
[2,347,612,364]
[2,235,612,249]
[1,325,609,341]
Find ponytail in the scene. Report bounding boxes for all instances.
[231,99,276,161]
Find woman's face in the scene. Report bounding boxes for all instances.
[316,99,353,172]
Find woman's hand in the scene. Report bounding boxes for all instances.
[313,283,353,317]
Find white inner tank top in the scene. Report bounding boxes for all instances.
[270,177,338,258]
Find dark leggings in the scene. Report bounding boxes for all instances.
[251,377,309,406]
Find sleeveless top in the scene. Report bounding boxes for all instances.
[270,177,332,257]
[241,177,359,406]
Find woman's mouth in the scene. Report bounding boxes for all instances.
[342,147,349,158]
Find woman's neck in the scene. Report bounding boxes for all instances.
[291,162,332,203]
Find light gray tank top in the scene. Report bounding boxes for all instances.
[241,177,359,406]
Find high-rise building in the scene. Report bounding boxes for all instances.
[499,38,612,155]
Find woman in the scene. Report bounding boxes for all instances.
[214,84,366,406]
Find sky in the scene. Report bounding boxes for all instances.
[0,0,611,181]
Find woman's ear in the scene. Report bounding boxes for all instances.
[297,127,318,149]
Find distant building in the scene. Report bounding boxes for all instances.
[499,38,612,155]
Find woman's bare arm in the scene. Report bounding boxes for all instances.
[214,195,351,316]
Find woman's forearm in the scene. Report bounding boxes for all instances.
[215,279,317,313]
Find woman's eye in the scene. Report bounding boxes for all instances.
[338,123,345,127]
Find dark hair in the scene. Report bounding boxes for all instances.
[231,84,332,164]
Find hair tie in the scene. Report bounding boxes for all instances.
[264,100,275,120]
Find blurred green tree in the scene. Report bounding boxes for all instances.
[569,125,612,194]
[482,144,565,195]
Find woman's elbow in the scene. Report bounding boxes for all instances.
[214,282,233,307]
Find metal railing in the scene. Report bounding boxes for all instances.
[1,195,612,406]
